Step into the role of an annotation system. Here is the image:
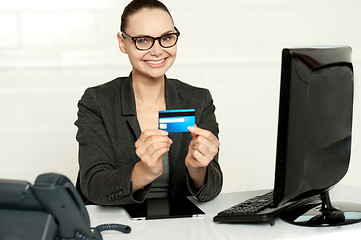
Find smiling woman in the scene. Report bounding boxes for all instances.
[118,8,178,81]
[75,0,223,206]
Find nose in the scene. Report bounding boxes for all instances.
[149,40,163,56]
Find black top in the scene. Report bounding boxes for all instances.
[75,74,223,205]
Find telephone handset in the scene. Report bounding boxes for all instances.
[31,173,95,239]
[0,173,130,240]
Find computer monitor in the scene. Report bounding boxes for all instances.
[272,45,361,226]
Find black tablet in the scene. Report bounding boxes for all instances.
[124,197,205,220]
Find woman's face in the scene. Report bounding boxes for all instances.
[118,8,177,80]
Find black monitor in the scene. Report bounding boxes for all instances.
[272,45,361,226]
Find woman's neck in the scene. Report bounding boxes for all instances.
[132,72,166,108]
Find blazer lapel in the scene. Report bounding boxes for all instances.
[121,74,141,139]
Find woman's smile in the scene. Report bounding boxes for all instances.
[144,58,167,67]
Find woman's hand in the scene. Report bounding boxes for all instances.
[132,129,172,191]
[185,126,220,190]
[135,129,172,178]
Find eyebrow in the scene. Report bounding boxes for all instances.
[134,29,176,38]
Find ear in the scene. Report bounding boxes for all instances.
[117,32,127,54]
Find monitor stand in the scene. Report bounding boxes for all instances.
[280,191,361,227]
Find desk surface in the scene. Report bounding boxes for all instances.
[87,185,361,240]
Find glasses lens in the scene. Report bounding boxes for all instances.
[135,37,153,50]
[160,34,178,48]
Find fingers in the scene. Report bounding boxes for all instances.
[136,136,172,158]
[188,149,210,167]
[188,126,220,148]
[136,129,171,153]
[136,141,171,164]
[186,126,220,169]
[188,126,220,156]
[191,136,218,160]
[135,129,173,177]
[135,129,170,148]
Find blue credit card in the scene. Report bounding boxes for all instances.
[158,109,195,133]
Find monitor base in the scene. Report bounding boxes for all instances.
[280,191,361,227]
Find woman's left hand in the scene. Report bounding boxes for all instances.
[185,126,220,189]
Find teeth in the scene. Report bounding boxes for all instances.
[147,59,165,64]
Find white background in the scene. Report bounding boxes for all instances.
[1,0,360,193]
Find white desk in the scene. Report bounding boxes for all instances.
[87,185,361,240]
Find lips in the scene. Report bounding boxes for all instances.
[146,59,165,64]
[144,58,167,67]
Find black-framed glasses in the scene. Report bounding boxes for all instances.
[122,27,180,51]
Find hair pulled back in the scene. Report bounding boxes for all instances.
[121,0,173,32]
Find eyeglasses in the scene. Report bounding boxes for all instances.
[122,27,180,51]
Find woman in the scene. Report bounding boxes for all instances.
[75,0,223,205]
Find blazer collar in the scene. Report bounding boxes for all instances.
[121,73,137,116]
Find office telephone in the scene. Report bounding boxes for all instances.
[0,173,130,240]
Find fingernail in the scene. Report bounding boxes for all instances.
[161,131,169,135]
[188,126,195,131]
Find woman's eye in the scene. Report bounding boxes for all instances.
[161,35,171,42]
[137,38,149,45]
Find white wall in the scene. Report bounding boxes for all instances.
[1,0,361,193]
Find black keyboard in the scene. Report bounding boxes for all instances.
[213,191,311,226]
[224,191,274,214]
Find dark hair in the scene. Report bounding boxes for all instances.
[121,0,173,32]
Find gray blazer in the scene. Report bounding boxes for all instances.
[75,74,223,205]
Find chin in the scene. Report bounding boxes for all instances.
[146,71,168,80]
[145,65,173,79]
